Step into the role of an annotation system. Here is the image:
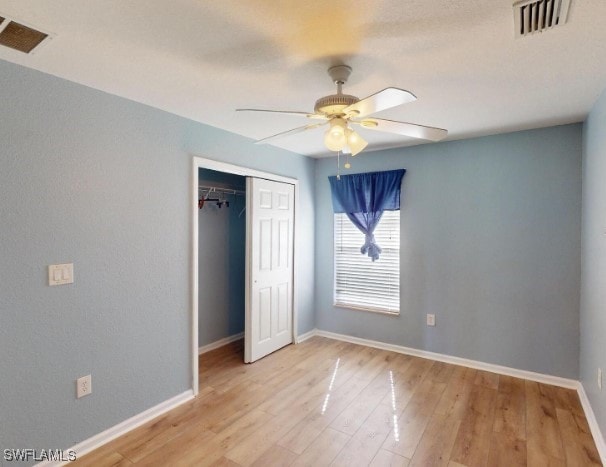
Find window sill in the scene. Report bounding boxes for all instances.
[333,302,400,316]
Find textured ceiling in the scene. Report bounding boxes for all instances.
[1,0,605,157]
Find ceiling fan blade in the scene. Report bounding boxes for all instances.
[354,118,448,142]
[343,88,417,119]
[236,108,327,120]
[255,122,327,145]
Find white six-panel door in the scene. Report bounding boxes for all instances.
[245,177,294,363]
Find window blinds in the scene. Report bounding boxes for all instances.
[334,211,400,314]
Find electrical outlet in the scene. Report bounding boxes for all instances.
[427,314,436,326]
[77,374,92,398]
[599,368,602,391]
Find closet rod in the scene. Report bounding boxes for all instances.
[199,185,245,196]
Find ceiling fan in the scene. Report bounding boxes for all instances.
[237,65,448,157]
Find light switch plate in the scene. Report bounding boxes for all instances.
[48,263,74,286]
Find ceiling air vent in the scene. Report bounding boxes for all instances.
[0,18,49,53]
[513,0,571,37]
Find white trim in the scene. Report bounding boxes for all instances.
[576,382,606,463]
[297,328,318,343]
[36,390,194,466]
[192,157,297,185]
[314,329,579,389]
[244,176,252,363]
[333,302,401,316]
[292,182,300,343]
[191,157,199,395]
[198,332,244,355]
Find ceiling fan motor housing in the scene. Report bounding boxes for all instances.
[314,94,359,116]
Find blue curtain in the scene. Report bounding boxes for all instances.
[328,169,406,261]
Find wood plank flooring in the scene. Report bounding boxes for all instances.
[73,337,602,466]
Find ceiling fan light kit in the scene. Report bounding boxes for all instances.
[324,117,347,151]
[324,121,367,155]
[237,64,448,171]
[346,128,368,156]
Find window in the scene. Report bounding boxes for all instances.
[334,211,400,314]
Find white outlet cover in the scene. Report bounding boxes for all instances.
[427,314,436,326]
[77,374,92,398]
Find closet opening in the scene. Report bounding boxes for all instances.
[191,156,299,395]
[197,168,247,362]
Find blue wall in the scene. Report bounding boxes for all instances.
[315,125,582,378]
[198,169,246,346]
[0,59,315,458]
[580,89,606,438]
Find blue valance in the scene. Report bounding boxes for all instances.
[328,169,405,261]
[328,169,405,214]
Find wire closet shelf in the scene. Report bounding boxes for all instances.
[198,185,245,209]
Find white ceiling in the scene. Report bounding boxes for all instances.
[1,1,605,158]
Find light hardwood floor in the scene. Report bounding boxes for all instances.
[73,337,602,466]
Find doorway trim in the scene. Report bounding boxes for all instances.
[191,156,299,395]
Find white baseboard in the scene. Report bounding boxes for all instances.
[296,328,318,343]
[314,329,578,388]
[198,332,244,355]
[576,382,606,463]
[36,390,194,467]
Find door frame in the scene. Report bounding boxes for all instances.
[191,156,299,395]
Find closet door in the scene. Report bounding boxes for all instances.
[245,177,294,363]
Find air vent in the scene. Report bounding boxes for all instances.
[0,18,49,53]
[513,0,571,37]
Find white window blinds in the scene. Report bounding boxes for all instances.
[334,211,400,314]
